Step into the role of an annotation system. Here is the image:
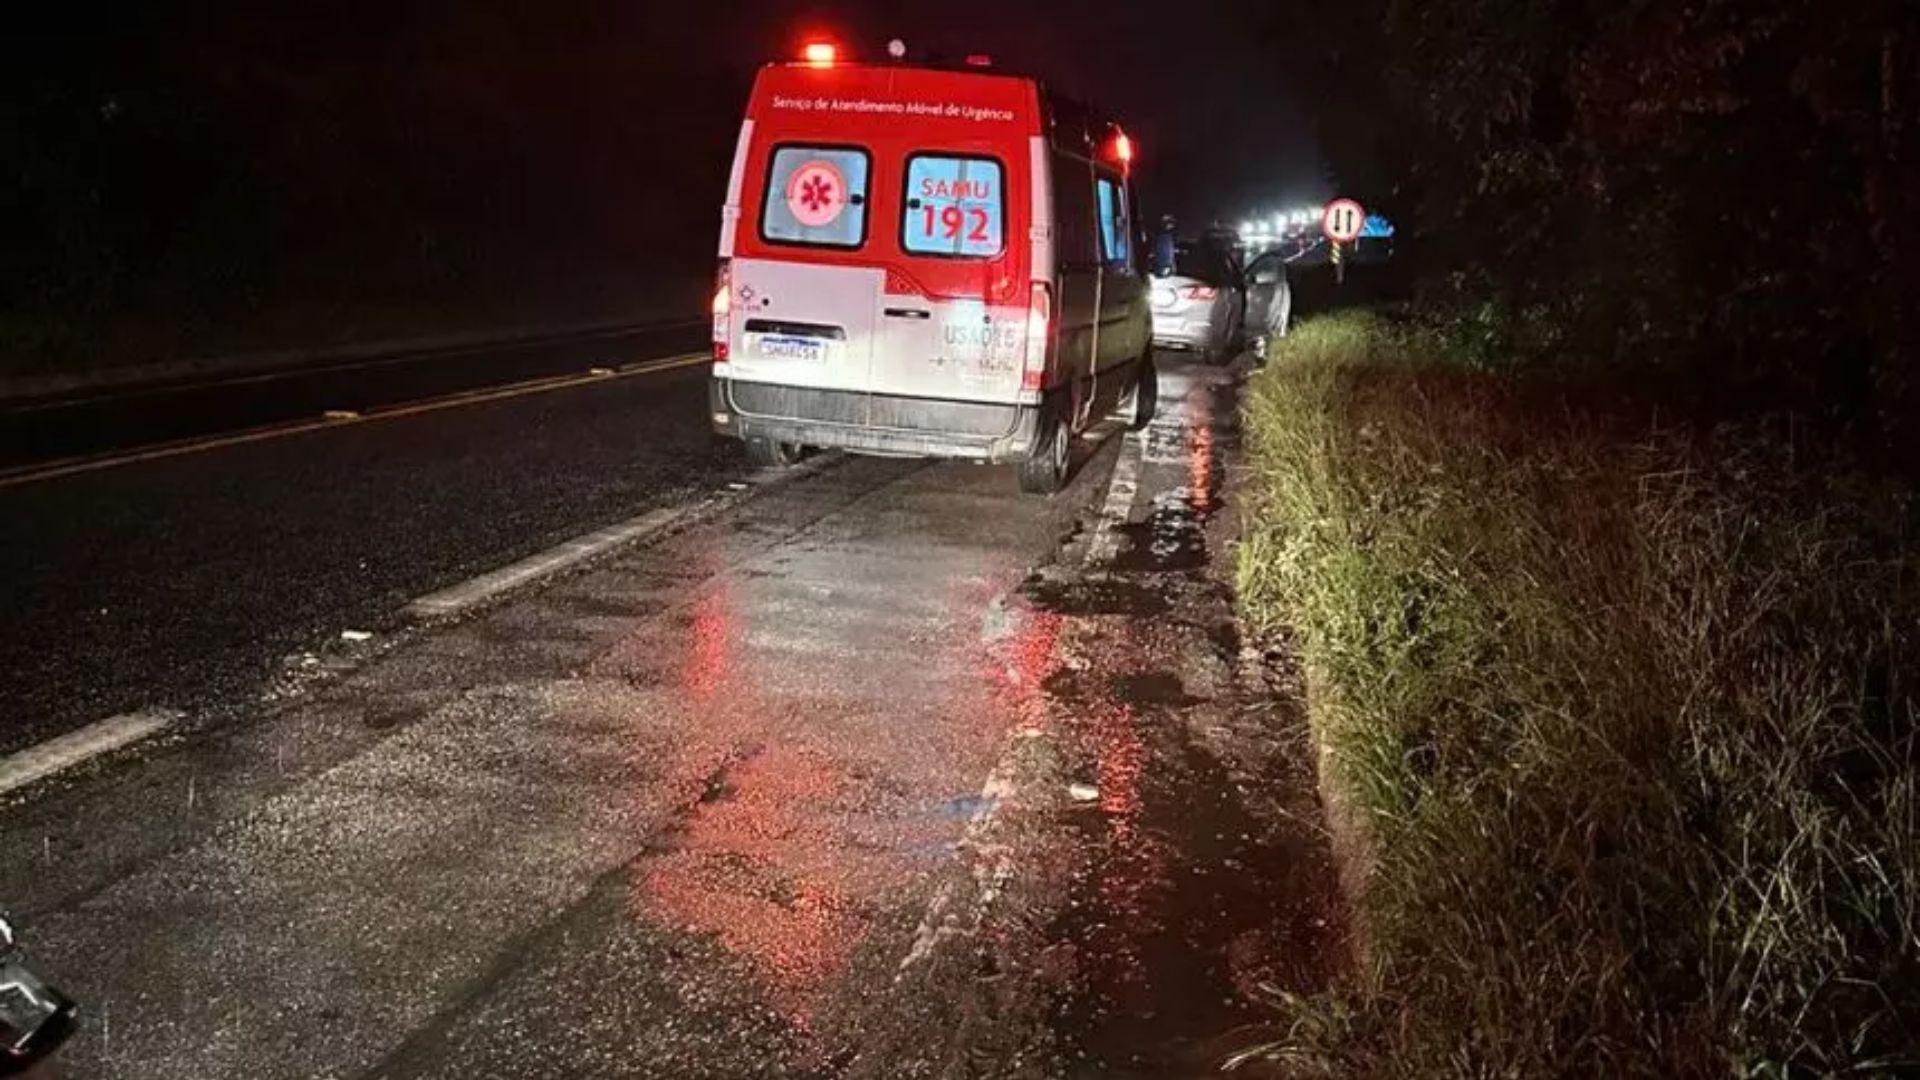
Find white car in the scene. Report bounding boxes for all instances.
[1149,241,1244,363]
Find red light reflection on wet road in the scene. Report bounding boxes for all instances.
[630,563,1053,1047]
[991,604,1063,737]
[639,745,870,1034]
[1086,686,1167,1010]
[1186,390,1216,514]
[682,586,732,702]
[633,580,886,1038]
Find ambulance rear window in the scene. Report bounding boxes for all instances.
[901,154,1005,258]
[760,144,870,250]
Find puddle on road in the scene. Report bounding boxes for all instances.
[1020,571,1172,618]
[1042,675,1347,1076]
[1113,670,1209,709]
[1109,493,1210,574]
[1110,381,1229,577]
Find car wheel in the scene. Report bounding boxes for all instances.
[743,437,802,468]
[1124,354,1158,431]
[1017,409,1070,495]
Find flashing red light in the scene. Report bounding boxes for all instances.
[803,41,837,67]
[1113,131,1134,164]
[964,53,993,67]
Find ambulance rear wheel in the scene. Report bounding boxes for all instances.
[744,437,801,468]
[1124,355,1158,431]
[1017,411,1070,495]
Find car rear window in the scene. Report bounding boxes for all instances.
[1168,242,1234,285]
[901,154,1005,258]
[760,144,870,249]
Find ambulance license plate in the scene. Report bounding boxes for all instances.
[757,335,826,362]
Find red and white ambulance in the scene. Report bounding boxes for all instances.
[709,44,1155,493]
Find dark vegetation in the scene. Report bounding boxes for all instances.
[1241,316,1919,1075]
[1261,0,1920,468]
[1236,2,1920,1073]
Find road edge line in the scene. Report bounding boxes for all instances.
[1085,429,1143,563]
[402,452,841,620]
[0,709,181,798]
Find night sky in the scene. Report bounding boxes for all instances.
[717,0,1326,222]
[5,1,1326,334]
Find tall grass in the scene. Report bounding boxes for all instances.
[1236,312,1920,1075]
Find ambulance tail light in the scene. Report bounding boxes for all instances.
[1182,285,1218,302]
[1022,282,1053,392]
[711,260,731,362]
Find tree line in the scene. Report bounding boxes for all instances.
[1262,0,1920,465]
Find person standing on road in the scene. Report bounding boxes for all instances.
[1151,214,1177,277]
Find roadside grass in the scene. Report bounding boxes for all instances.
[1235,312,1920,1075]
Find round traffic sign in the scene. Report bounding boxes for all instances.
[785,160,847,228]
[1322,198,1366,243]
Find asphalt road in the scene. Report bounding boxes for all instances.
[0,320,706,469]
[0,351,1343,1077]
[0,332,724,756]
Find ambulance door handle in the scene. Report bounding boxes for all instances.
[884,307,931,320]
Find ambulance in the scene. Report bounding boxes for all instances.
[709,42,1155,494]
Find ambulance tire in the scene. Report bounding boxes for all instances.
[1017,409,1070,495]
[744,437,802,468]
[1125,354,1158,431]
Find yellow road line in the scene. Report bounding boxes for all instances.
[5,320,706,414]
[0,351,709,490]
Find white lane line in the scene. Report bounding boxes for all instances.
[1085,430,1142,564]
[0,708,181,797]
[403,452,841,619]
[404,504,709,619]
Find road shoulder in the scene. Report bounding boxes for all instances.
[871,360,1351,1077]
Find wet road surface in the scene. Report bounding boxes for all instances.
[0,357,1344,1077]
